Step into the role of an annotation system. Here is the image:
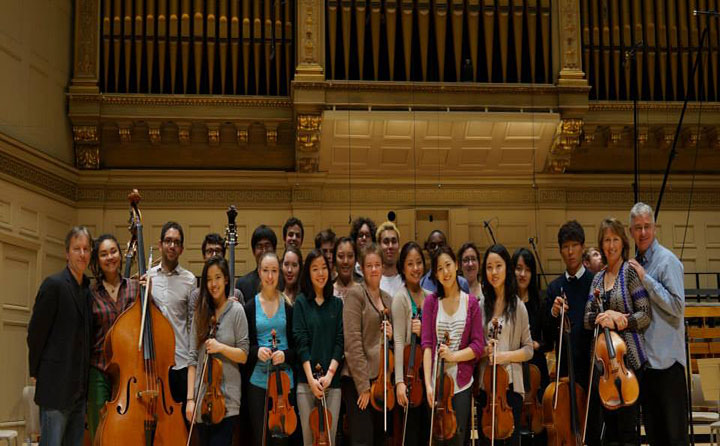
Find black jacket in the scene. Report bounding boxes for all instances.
[27,267,91,409]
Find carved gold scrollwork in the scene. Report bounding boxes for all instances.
[237,127,249,144]
[547,118,583,173]
[72,125,100,170]
[296,113,322,172]
[148,126,161,145]
[208,125,221,146]
[267,128,278,144]
[178,124,192,145]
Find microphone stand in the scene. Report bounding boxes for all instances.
[655,11,714,220]
[623,41,643,204]
[484,220,497,245]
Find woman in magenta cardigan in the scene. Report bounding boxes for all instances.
[422,245,485,446]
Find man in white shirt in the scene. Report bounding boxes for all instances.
[148,221,196,427]
[377,221,403,297]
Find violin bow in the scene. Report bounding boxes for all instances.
[262,330,277,446]
[186,343,212,446]
[428,337,441,446]
[137,247,153,351]
[582,289,602,444]
[553,287,566,409]
[383,311,388,432]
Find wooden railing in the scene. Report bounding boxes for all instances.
[581,0,720,101]
[325,0,554,83]
[99,0,295,95]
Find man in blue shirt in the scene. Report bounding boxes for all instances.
[628,202,687,446]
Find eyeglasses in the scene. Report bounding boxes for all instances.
[357,233,372,240]
[205,248,224,257]
[162,238,182,247]
[461,256,478,265]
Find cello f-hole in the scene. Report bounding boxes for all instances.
[157,376,174,415]
[118,377,137,415]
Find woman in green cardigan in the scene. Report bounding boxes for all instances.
[293,249,344,446]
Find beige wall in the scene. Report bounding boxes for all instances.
[0,177,76,437]
[0,0,74,164]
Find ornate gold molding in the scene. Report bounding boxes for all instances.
[295,0,325,80]
[546,118,582,173]
[72,125,100,170]
[68,94,293,108]
[296,113,322,173]
[556,0,584,80]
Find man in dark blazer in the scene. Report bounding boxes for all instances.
[28,226,93,446]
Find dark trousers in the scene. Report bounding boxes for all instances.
[341,377,388,446]
[476,387,523,446]
[439,387,473,446]
[641,362,688,446]
[169,367,190,430]
[197,415,238,446]
[395,400,430,446]
[247,383,301,446]
[597,368,644,446]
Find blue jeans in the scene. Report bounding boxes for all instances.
[40,398,86,446]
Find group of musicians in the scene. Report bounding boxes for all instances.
[27,201,687,446]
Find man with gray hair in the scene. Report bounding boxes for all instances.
[627,202,687,446]
[28,226,93,446]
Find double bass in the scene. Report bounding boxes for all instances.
[591,288,639,409]
[309,364,333,446]
[542,289,586,446]
[481,318,514,443]
[263,329,297,445]
[96,189,188,445]
[370,308,395,431]
[429,333,457,444]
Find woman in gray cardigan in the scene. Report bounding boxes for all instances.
[391,241,430,446]
[477,244,533,446]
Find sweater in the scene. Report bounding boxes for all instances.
[341,283,393,394]
[391,285,428,384]
[584,261,651,371]
[421,293,485,390]
[292,292,344,387]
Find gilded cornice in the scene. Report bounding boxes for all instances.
[297,81,583,95]
[588,101,720,112]
[0,151,78,203]
[68,94,293,108]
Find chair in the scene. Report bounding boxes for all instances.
[0,430,17,446]
[22,386,39,445]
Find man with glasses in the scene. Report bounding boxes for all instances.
[28,226,93,446]
[419,229,470,293]
[350,216,377,279]
[627,202,687,446]
[148,221,196,428]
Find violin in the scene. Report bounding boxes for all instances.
[402,312,424,408]
[481,318,514,443]
[520,362,544,434]
[370,308,395,431]
[309,364,333,446]
[542,289,586,446]
[200,317,226,424]
[592,288,639,409]
[429,332,457,443]
[265,328,297,443]
[95,189,187,446]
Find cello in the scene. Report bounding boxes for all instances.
[481,318,514,443]
[591,288,639,409]
[429,332,457,444]
[95,189,188,445]
[370,308,395,431]
[263,329,297,445]
[542,288,586,446]
[309,364,333,446]
[225,205,238,299]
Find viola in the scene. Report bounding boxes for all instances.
[402,312,424,408]
[309,364,333,446]
[200,317,226,424]
[430,332,457,443]
[370,308,395,427]
[542,289,586,446]
[592,289,639,409]
[265,328,297,442]
[520,362,544,434]
[481,318,514,442]
[95,189,187,446]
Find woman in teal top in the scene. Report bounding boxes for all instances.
[243,252,297,446]
[293,249,344,446]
